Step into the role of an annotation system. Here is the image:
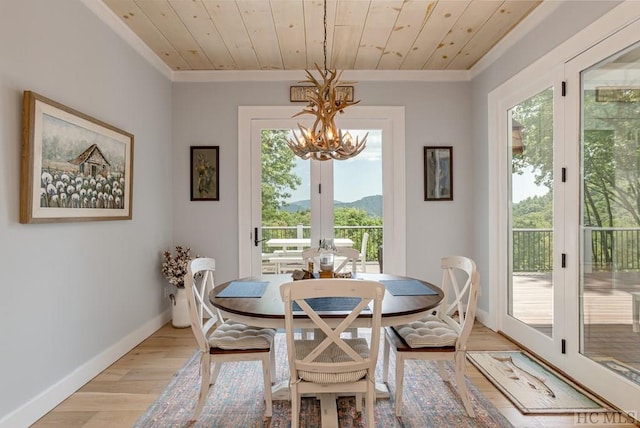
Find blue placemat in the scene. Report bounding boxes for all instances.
[216,281,268,298]
[380,279,438,296]
[292,297,371,312]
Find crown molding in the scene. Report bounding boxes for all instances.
[171,69,470,83]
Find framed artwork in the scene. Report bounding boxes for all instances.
[190,146,219,201]
[424,146,453,201]
[20,91,134,223]
[290,85,354,102]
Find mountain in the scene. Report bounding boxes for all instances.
[283,195,382,218]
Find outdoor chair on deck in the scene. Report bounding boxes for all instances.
[382,256,480,417]
[357,232,369,272]
[185,257,276,420]
[280,278,385,427]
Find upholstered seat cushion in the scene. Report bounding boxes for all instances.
[294,338,370,384]
[393,315,458,348]
[208,320,276,350]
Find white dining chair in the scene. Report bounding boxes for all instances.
[382,256,480,417]
[302,246,359,274]
[280,278,385,427]
[184,258,276,420]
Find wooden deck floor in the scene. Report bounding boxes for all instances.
[512,273,640,371]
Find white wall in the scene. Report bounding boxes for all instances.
[0,1,173,425]
[470,0,620,323]
[172,80,473,286]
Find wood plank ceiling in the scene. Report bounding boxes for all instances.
[102,0,542,71]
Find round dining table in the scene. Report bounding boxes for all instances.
[208,272,444,428]
[209,273,444,329]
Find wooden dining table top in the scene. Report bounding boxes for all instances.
[209,273,444,328]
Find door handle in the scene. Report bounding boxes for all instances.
[254,227,266,247]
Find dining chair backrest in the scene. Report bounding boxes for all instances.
[334,247,359,273]
[301,247,359,274]
[280,278,384,426]
[435,256,480,351]
[301,247,320,269]
[185,257,222,353]
[281,279,384,373]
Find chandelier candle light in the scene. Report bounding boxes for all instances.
[287,0,367,161]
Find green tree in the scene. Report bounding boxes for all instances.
[513,88,640,228]
[261,130,301,224]
[334,207,382,226]
[512,193,553,228]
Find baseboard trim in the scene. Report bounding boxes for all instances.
[0,309,171,428]
[475,308,494,330]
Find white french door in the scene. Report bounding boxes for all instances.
[238,106,406,278]
[562,19,640,417]
[494,15,640,417]
[496,66,567,363]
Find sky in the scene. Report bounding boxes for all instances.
[284,129,547,204]
[512,165,550,203]
[286,130,382,203]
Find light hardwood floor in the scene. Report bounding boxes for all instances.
[31,323,637,427]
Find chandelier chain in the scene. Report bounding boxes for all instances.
[323,0,327,74]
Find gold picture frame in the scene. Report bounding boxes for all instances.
[20,91,134,223]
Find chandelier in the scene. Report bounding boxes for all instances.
[287,0,367,161]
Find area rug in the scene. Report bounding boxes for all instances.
[467,351,611,414]
[593,357,640,387]
[134,333,513,427]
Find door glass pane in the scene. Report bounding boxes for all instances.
[333,130,382,273]
[509,88,554,337]
[580,41,640,374]
[260,129,309,273]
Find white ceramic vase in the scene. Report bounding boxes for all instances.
[171,287,190,328]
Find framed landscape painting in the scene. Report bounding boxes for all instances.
[424,146,453,201]
[190,146,219,201]
[20,91,134,223]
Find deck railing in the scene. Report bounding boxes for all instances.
[262,226,640,272]
[261,225,382,261]
[513,227,640,272]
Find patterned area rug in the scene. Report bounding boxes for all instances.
[467,351,611,414]
[134,333,512,427]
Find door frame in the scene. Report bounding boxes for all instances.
[238,106,406,277]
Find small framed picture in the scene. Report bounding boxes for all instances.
[424,146,453,201]
[190,146,219,201]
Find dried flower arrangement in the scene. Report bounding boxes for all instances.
[161,245,198,288]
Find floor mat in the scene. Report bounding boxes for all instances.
[467,351,611,414]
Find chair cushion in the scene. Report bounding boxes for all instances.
[393,315,458,348]
[294,338,370,384]
[208,321,276,350]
